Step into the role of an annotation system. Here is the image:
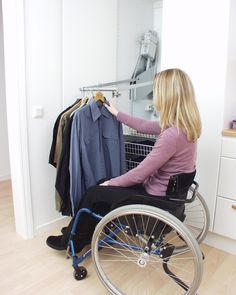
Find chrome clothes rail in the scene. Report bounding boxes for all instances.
[80,79,153,97]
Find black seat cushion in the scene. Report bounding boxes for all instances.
[111,194,185,220]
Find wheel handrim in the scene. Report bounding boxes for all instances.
[92,205,203,295]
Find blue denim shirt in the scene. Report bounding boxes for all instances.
[69,99,125,214]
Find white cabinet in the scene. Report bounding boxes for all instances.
[214,134,236,239]
[214,197,236,240]
[218,157,236,201]
[221,137,236,158]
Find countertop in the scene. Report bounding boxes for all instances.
[222,129,236,137]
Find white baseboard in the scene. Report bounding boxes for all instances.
[35,216,71,235]
[204,231,236,256]
[0,174,11,181]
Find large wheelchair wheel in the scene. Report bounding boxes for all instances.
[92,205,203,295]
[184,190,210,244]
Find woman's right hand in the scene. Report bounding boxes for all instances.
[103,102,119,117]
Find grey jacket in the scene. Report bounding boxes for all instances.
[69,99,125,214]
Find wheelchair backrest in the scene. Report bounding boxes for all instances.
[166,170,196,201]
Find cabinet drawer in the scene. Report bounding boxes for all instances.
[218,157,236,200]
[214,197,236,240]
[222,137,236,158]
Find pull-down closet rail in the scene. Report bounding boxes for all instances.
[80,79,153,97]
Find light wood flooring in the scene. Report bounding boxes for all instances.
[1,179,236,295]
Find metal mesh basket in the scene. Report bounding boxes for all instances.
[125,159,140,171]
[125,141,154,171]
[128,128,157,140]
[125,142,153,157]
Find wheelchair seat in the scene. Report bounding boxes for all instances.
[110,170,197,222]
[107,171,197,238]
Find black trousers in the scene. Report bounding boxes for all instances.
[68,182,184,239]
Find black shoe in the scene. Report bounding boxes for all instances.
[61,226,67,235]
[46,235,68,251]
[46,233,92,253]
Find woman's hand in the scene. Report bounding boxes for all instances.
[99,180,110,186]
[103,102,119,117]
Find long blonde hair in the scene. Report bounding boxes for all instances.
[154,68,201,141]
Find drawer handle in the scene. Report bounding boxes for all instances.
[232,205,236,210]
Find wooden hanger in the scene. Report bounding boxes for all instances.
[94,91,105,103]
[94,91,110,106]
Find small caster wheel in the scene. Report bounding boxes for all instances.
[73,266,87,281]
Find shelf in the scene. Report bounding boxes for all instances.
[222,129,236,137]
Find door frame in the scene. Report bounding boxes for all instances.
[2,0,34,239]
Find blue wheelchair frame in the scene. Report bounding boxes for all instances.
[67,208,162,270]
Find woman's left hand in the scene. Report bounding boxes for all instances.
[99,180,110,186]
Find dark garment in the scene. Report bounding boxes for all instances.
[69,183,184,240]
[49,101,78,167]
[69,100,126,214]
[55,114,74,216]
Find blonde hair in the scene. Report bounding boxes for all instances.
[154,68,202,141]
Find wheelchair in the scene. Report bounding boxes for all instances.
[67,171,210,295]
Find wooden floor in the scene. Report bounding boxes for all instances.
[1,179,236,295]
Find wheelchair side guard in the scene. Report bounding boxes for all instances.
[168,181,199,203]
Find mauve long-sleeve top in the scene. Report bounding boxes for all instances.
[108,112,197,196]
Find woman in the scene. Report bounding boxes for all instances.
[46,68,201,252]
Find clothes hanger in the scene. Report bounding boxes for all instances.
[94,91,104,102]
[94,91,110,106]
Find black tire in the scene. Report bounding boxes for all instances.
[73,266,87,281]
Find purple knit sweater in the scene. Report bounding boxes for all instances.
[108,112,197,196]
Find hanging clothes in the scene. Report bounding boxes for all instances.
[69,99,126,214]
[53,100,83,166]
[53,100,83,210]
[49,101,78,168]
[49,99,82,212]
[55,113,75,215]
[55,98,89,215]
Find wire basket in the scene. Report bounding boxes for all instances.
[125,141,153,157]
[125,141,154,171]
[128,128,157,140]
[126,159,140,171]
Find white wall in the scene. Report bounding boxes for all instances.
[2,0,34,238]
[153,1,162,73]
[63,0,117,106]
[223,0,236,128]
[0,1,10,181]
[24,0,63,231]
[160,0,230,230]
